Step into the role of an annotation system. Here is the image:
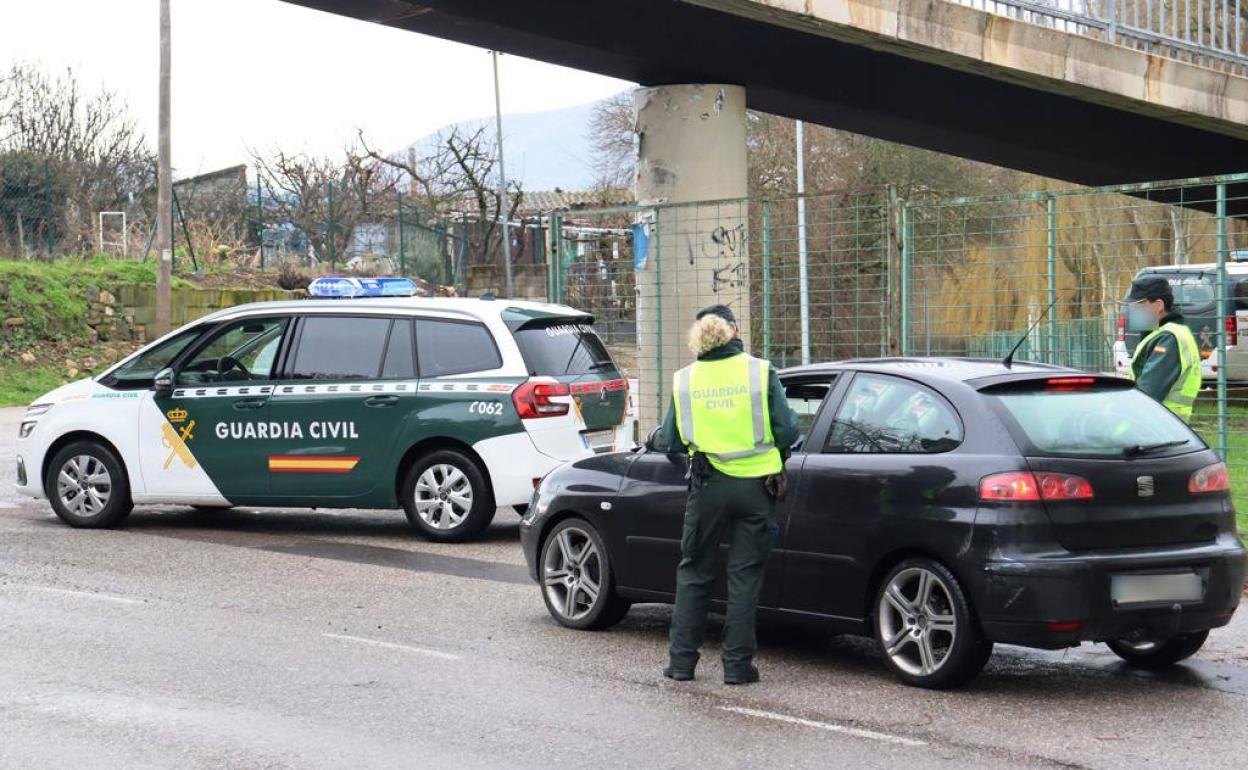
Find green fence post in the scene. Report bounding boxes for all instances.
[762,199,772,360]
[900,202,912,356]
[1217,182,1229,460]
[327,181,336,272]
[397,190,406,276]
[549,212,562,303]
[1046,195,1058,364]
[654,206,664,420]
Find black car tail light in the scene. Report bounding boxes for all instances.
[1044,377,1097,392]
[979,472,1093,502]
[513,380,571,419]
[1189,462,1230,494]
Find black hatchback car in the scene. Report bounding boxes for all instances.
[520,359,1246,688]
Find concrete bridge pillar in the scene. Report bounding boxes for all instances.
[633,83,749,432]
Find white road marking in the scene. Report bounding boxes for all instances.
[13,584,145,605]
[323,633,461,661]
[719,706,927,748]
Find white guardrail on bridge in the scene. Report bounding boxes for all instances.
[954,0,1248,74]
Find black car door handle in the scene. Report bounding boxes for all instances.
[364,394,399,408]
[232,398,267,411]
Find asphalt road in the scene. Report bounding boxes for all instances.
[2,407,1247,769]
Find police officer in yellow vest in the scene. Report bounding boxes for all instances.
[1125,275,1202,423]
[655,304,799,685]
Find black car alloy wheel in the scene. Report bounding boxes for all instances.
[874,558,991,689]
[540,518,630,630]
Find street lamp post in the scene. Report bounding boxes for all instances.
[491,50,514,298]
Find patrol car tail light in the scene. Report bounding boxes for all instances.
[979,472,1093,502]
[1189,462,1230,494]
[513,381,570,419]
[1116,313,1125,343]
[1227,315,1238,347]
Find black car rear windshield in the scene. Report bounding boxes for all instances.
[988,382,1201,457]
[513,323,616,376]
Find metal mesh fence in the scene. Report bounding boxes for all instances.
[551,188,896,430]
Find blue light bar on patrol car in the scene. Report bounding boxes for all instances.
[307,276,418,298]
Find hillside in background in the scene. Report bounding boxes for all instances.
[409,99,607,192]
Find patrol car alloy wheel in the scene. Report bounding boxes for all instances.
[401,449,495,543]
[540,518,630,630]
[874,558,991,689]
[45,440,133,529]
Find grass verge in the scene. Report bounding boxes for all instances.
[0,362,68,407]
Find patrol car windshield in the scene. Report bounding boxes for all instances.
[990,384,1199,457]
[513,324,616,377]
[106,327,202,387]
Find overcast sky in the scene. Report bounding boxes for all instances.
[0,0,633,176]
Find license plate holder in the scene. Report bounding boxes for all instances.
[1110,571,1203,607]
[581,429,615,453]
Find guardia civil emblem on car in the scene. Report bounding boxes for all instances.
[14,282,636,543]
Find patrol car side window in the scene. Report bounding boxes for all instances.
[288,316,392,380]
[179,318,289,384]
[825,374,963,454]
[416,319,502,377]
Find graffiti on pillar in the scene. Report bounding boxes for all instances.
[712,261,745,293]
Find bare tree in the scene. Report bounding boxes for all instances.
[0,62,153,255]
[250,145,399,266]
[358,124,523,262]
[585,91,635,191]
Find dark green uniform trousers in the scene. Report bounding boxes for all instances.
[668,471,776,673]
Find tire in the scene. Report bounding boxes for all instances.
[539,517,631,630]
[45,440,133,529]
[873,558,991,689]
[400,449,495,543]
[1108,630,1209,668]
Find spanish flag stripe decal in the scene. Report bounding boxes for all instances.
[268,455,360,473]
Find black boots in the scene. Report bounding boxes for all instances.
[723,664,760,686]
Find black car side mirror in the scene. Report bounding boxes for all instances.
[153,367,175,393]
[644,426,661,452]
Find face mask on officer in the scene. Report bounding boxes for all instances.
[1126,300,1161,333]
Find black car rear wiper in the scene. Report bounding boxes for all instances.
[1123,439,1190,457]
[588,360,614,371]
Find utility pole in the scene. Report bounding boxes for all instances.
[491,50,514,297]
[155,0,172,335]
[796,119,810,365]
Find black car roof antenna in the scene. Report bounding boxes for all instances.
[1002,296,1060,369]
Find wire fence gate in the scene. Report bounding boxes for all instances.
[553,175,1248,531]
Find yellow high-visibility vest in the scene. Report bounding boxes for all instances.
[1129,321,1201,422]
[672,353,782,478]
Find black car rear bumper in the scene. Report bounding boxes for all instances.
[977,540,1246,649]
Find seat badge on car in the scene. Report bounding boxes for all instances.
[1137,476,1155,498]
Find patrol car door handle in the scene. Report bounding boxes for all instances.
[364,394,399,408]
[232,397,267,411]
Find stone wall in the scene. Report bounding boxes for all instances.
[89,285,305,344]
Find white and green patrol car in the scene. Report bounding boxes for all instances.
[14,294,634,542]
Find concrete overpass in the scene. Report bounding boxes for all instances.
[284,0,1248,190]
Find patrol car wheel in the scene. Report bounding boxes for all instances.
[401,449,495,542]
[540,518,631,631]
[874,558,991,689]
[45,441,133,529]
